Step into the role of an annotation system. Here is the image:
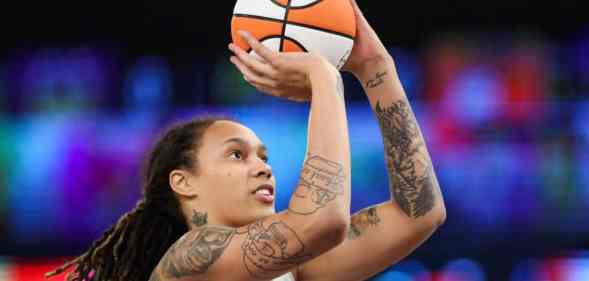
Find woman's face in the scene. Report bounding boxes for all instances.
[188,120,276,227]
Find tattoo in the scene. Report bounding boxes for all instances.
[347,207,381,239]
[191,210,208,227]
[148,271,162,281]
[240,219,309,279]
[366,71,387,88]
[161,226,235,278]
[289,155,345,215]
[375,100,435,218]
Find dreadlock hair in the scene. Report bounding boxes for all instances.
[46,115,234,281]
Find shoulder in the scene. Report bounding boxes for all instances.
[153,225,237,280]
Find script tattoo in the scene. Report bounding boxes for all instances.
[375,100,435,218]
[366,71,387,88]
[161,226,235,278]
[240,220,309,279]
[348,207,381,239]
[191,210,208,227]
[289,155,345,215]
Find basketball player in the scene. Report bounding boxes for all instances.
[46,1,445,280]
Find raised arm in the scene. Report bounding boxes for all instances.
[150,32,351,281]
[298,1,446,280]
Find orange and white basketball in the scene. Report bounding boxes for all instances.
[231,0,356,70]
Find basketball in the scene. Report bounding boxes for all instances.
[231,0,356,70]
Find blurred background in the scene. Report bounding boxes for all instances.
[0,1,588,280]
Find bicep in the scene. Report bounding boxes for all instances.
[153,212,332,281]
[299,202,438,281]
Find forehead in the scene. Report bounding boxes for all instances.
[201,120,264,148]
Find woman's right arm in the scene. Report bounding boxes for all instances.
[150,33,351,281]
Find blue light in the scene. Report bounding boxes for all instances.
[372,270,414,281]
[441,258,486,281]
[123,56,172,114]
[564,257,589,281]
[510,259,544,281]
[573,101,589,143]
[442,67,502,129]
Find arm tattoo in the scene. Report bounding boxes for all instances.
[240,219,309,279]
[191,210,208,227]
[366,71,388,88]
[347,207,381,240]
[375,100,435,218]
[289,155,345,215]
[161,226,235,278]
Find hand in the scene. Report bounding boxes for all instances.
[229,31,331,102]
[342,0,393,77]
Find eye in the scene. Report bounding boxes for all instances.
[229,150,244,160]
[260,155,269,163]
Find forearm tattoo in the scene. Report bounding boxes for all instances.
[348,207,381,239]
[366,71,387,88]
[240,219,309,279]
[289,155,345,215]
[160,226,235,278]
[375,100,435,218]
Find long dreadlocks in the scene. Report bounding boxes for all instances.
[46,116,232,281]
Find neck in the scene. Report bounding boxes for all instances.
[188,209,209,229]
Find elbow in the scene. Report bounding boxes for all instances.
[331,212,350,244]
[435,206,446,227]
[428,202,446,229]
[315,211,350,249]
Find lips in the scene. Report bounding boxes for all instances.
[252,184,275,204]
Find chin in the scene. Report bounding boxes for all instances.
[248,206,275,222]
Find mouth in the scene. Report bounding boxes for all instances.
[252,184,275,204]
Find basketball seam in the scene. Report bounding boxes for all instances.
[233,14,355,40]
[234,13,283,23]
[283,36,308,52]
[270,0,287,8]
[288,0,325,9]
[286,20,355,40]
[244,35,283,53]
[280,0,293,52]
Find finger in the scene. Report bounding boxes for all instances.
[230,56,278,88]
[228,43,277,78]
[238,30,279,64]
[250,81,283,97]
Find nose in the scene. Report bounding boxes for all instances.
[253,159,273,179]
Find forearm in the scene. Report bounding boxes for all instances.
[288,62,351,223]
[357,58,445,222]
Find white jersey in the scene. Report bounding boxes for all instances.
[273,272,295,281]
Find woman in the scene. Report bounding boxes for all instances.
[48,1,445,280]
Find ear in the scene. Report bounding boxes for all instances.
[169,169,198,198]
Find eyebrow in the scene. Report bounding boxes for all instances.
[223,137,267,153]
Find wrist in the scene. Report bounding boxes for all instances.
[352,55,395,82]
[308,57,339,86]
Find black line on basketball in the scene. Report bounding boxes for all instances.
[245,35,283,54]
[283,36,308,52]
[288,0,325,9]
[270,0,287,8]
[280,0,293,52]
[234,13,284,24]
[286,20,355,40]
